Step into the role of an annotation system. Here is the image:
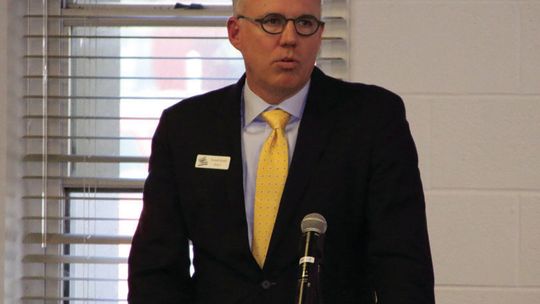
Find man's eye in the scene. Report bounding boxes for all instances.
[263,15,284,25]
[297,18,315,27]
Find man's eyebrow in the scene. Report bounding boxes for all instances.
[259,13,320,18]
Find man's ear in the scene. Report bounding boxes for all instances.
[227,17,241,50]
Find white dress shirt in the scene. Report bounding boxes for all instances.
[241,81,310,247]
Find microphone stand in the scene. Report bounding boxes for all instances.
[296,231,322,304]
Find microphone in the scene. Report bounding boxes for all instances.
[296,213,327,304]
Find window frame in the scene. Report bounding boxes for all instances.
[22,0,349,301]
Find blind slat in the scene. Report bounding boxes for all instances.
[24,154,149,163]
[64,3,232,17]
[23,255,127,264]
[25,75,239,80]
[24,216,138,222]
[24,95,185,100]
[23,276,125,282]
[24,195,140,201]
[26,54,244,60]
[25,115,157,120]
[63,17,229,27]
[23,177,145,189]
[24,135,152,140]
[25,233,132,245]
[22,296,125,302]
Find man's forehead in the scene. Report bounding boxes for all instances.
[234,0,322,14]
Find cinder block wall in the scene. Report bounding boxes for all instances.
[350,1,540,303]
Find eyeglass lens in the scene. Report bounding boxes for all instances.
[260,14,321,36]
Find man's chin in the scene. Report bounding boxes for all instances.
[278,74,309,87]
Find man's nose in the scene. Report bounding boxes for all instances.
[279,20,298,46]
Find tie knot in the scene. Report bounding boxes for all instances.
[261,109,291,130]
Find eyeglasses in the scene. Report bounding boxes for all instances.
[236,13,324,37]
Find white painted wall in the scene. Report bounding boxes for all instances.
[0,0,539,302]
[350,1,540,303]
[0,0,7,300]
[1,0,25,302]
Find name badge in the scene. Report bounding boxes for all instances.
[195,154,231,170]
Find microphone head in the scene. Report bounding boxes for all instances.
[301,213,327,234]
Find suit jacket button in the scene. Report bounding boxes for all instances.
[260,280,273,290]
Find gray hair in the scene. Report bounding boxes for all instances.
[232,0,241,15]
[232,0,323,15]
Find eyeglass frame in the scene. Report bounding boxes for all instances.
[236,13,325,37]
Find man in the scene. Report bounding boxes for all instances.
[128,0,435,303]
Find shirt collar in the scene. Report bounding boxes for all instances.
[243,80,310,127]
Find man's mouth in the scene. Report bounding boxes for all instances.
[275,57,299,69]
[280,57,296,63]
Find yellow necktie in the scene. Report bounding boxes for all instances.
[252,109,291,268]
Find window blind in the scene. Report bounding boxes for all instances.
[23,0,349,302]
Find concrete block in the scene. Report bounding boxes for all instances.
[520,195,540,285]
[350,1,520,94]
[521,2,540,93]
[431,97,540,190]
[435,287,540,304]
[402,95,432,189]
[426,192,519,285]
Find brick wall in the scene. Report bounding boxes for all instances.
[350,1,540,303]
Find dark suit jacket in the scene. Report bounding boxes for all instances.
[128,68,435,304]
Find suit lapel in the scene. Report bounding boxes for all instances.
[217,78,244,217]
[215,69,340,272]
[214,77,264,273]
[266,68,339,266]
